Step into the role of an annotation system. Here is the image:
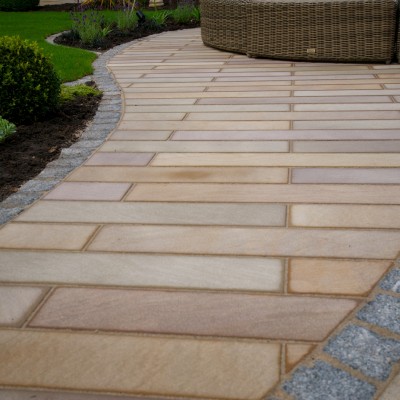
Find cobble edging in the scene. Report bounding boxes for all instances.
[0,39,133,225]
[266,257,400,400]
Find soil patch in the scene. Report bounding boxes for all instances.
[0,88,102,201]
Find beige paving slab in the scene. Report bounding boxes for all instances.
[118,121,290,131]
[122,113,186,121]
[0,286,47,326]
[44,182,132,201]
[0,329,280,399]
[380,371,400,400]
[126,183,400,204]
[292,141,400,153]
[151,153,400,167]
[185,111,400,121]
[288,259,390,296]
[197,96,392,105]
[171,130,400,141]
[88,225,400,259]
[85,153,154,166]
[16,201,286,227]
[294,103,400,111]
[109,131,172,141]
[30,288,356,341]
[67,167,289,183]
[292,168,400,184]
[125,99,197,105]
[123,91,291,99]
[0,251,284,292]
[294,120,400,129]
[99,141,289,153]
[0,223,97,250]
[286,344,315,372]
[291,205,400,228]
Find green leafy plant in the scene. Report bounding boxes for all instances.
[0,36,61,125]
[0,116,16,144]
[192,6,200,23]
[116,6,138,31]
[60,84,102,103]
[83,0,134,9]
[171,4,195,24]
[71,10,112,46]
[151,10,171,27]
[0,0,39,11]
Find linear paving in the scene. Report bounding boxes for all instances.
[1,28,400,399]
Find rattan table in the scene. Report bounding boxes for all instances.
[201,0,398,63]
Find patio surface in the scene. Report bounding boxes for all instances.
[1,28,400,399]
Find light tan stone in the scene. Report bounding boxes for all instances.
[291,205,400,228]
[0,250,283,291]
[151,153,400,167]
[0,223,97,250]
[0,329,280,399]
[294,120,400,129]
[109,131,172,140]
[88,225,400,259]
[0,286,47,326]
[293,141,400,153]
[286,344,314,372]
[289,259,390,295]
[16,201,286,227]
[380,371,400,400]
[67,167,289,183]
[126,183,400,204]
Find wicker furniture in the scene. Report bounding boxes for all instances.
[201,0,398,63]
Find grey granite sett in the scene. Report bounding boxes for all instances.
[380,267,400,294]
[0,207,24,224]
[18,179,60,193]
[357,294,400,335]
[324,325,400,381]
[282,360,376,400]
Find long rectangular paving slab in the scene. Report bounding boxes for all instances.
[0,329,279,399]
[67,167,289,183]
[16,201,286,227]
[151,153,400,167]
[126,183,400,204]
[88,225,400,259]
[29,288,357,341]
[0,251,284,291]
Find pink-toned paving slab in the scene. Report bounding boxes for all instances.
[1,28,400,399]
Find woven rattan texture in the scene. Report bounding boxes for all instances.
[201,0,398,63]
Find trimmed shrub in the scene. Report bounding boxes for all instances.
[0,36,61,125]
[0,0,39,11]
[0,116,16,143]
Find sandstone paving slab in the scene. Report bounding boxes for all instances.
[293,140,400,153]
[43,182,132,201]
[151,153,400,167]
[67,166,289,183]
[29,288,357,341]
[291,204,400,228]
[0,251,284,291]
[109,131,172,140]
[0,223,97,250]
[88,225,400,259]
[15,201,287,227]
[286,344,315,372]
[288,259,390,296]
[0,286,48,326]
[0,329,280,399]
[380,371,400,399]
[126,183,400,204]
[99,140,289,153]
[85,153,154,165]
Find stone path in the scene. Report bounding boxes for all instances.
[1,28,400,399]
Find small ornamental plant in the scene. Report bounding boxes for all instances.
[71,11,112,46]
[0,116,16,144]
[0,36,61,125]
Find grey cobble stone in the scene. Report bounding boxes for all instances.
[380,267,400,294]
[357,294,400,335]
[1,192,44,208]
[18,179,60,193]
[282,360,376,400]
[0,207,24,224]
[324,324,400,380]
[37,166,76,179]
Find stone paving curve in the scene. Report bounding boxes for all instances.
[1,28,400,400]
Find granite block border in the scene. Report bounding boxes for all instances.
[266,257,400,400]
[0,37,135,225]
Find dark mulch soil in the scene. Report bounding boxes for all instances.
[1,4,199,202]
[0,90,102,201]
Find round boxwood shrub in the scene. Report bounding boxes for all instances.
[0,0,39,11]
[0,36,61,125]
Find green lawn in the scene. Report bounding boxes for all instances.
[0,12,97,82]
